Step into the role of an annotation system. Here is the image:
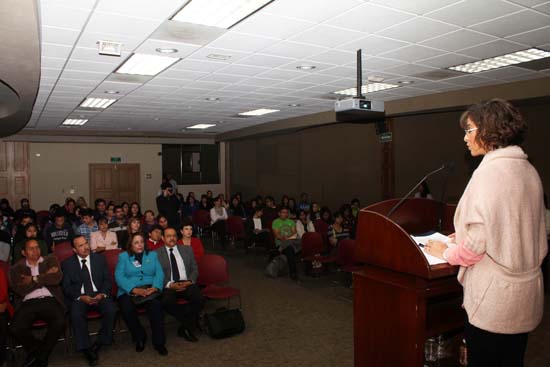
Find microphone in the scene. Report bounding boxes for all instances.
[387,162,453,218]
[437,161,455,230]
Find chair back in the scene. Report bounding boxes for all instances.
[301,232,325,258]
[53,242,74,263]
[192,210,211,229]
[197,254,229,286]
[314,219,330,247]
[0,259,9,276]
[336,239,357,267]
[36,210,50,229]
[226,216,245,237]
[102,249,122,296]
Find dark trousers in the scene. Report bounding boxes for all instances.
[117,294,165,347]
[212,220,227,247]
[281,245,297,278]
[246,231,270,248]
[465,319,528,367]
[10,298,65,362]
[68,297,117,351]
[0,313,8,364]
[162,284,205,330]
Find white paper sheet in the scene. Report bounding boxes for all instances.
[410,232,452,266]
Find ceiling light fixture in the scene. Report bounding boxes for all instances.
[288,103,301,107]
[397,80,413,85]
[367,76,385,83]
[207,54,232,61]
[333,83,400,96]
[62,119,88,126]
[104,90,120,94]
[296,65,316,70]
[156,47,178,54]
[205,97,221,101]
[172,0,274,29]
[448,48,550,74]
[97,40,122,57]
[115,53,180,76]
[238,108,280,116]
[187,124,217,129]
[80,97,117,109]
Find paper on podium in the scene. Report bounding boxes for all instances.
[411,232,452,266]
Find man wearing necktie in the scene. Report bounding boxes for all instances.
[155,227,204,342]
[61,236,117,366]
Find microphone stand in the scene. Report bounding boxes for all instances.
[387,164,447,218]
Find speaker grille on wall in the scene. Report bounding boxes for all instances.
[375,120,387,135]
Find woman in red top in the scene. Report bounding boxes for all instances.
[177,219,204,263]
[0,265,13,365]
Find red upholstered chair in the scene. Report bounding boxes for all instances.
[36,210,50,230]
[226,216,246,246]
[0,259,8,276]
[192,210,211,238]
[197,255,241,308]
[53,241,74,263]
[336,239,362,273]
[102,249,122,298]
[301,232,336,275]
[314,219,330,247]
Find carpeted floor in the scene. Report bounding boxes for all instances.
[11,244,549,367]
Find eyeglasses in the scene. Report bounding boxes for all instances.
[464,127,478,135]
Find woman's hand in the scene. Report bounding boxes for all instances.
[132,287,148,297]
[424,240,448,259]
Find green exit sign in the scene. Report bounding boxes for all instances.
[379,132,392,143]
[110,157,122,163]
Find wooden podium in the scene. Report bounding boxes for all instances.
[353,198,464,367]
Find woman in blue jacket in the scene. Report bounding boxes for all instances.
[115,232,168,355]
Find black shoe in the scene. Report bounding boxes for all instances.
[135,340,145,353]
[154,345,168,356]
[177,325,198,342]
[82,349,98,366]
[91,342,102,355]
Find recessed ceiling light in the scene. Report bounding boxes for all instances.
[104,90,120,94]
[187,124,216,129]
[288,103,301,107]
[115,53,180,76]
[238,108,280,116]
[154,117,160,121]
[97,40,122,56]
[156,47,178,54]
[397,80,413,85]
[172,0,274,29]
[80,97,117,109]
[448,48,550,74]
[62,119,88,126]
[205,97,221,101]
[367,76,385,83]
[333,83,400,96]
[207,54,232,61]
[35,153,41,157]
[296,65,316,70]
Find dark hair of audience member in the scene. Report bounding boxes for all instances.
[320,206,332,223]
[95,198,106,207]
[181,218,193,229]
[71,235,86,248]
[97,216,108,226]
[127,232,147,256]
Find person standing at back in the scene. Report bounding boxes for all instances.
[156,183,181,229]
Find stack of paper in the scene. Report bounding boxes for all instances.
[410,232,453,266]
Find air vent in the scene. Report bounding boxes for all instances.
[151,21,226,46]
[413,70,463,80]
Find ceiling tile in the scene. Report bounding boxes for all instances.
[198,73,246,84]
[337,35,410,55]
[40,4,91,30]
[207,32,278,53]
[92,81,141,95]
[304,50,356,65]
[458,39,527,58]
[65,59,117,73]
[41,57,67,69]
[236,77,282,87]
[326,3,414,33]
[238,54,295,68]
[533,2,550,15]
[509,0,549,7]
[426,0,523,27]
[60,69,108,81]
[172,59,227,73]
[263,0,363,23]
[42,26,80,46]
[262,41,328,60]
[370,0,463,15]
[317,65,356,77]
[377,17,460,43]
[507,26,550,47]
[420,29,497,52]
[232,12,315,40]
[289,25,365,48]
[379,45,445,62]
[382,63,439,76]
[41,67,63,78]
[217,64,269,77]
[188,48,251,64]
[185,80,231,90]
[256,68,303,80]
[418,53,479,68]
[41,43,73,59]
[159,69,208,80]
[85,11,162,39]
[471,10,550,38]
[94,0,183,20]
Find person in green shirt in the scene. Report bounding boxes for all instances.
[272,207,300,281]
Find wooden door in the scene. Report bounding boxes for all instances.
[0,141,30,207]
[89,164,140,205]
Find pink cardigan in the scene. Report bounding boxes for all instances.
[449,146,547,334]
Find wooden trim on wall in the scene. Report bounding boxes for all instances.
[381,118,395,200]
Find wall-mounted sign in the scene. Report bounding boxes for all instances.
[110,157,122,163]
[379,132,392,143]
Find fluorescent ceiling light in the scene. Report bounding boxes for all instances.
[333,83,400,96]
[62,119,88,126]
[116,53,180,76]
[97,40,122,56]
[448,48,550,74]
[238,108,280,116]
[296,65,316,70]
[80,97,117,109]
[172,0,273,29]
[187,124,216,129]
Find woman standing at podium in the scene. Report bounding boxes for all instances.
[425,99,547,367]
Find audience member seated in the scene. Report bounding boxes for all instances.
[229,195,247,219]
[178,220,205,262]
[0,199,15,221]
[142,210,157,234]
[104,203,115,224]
[0,208,13,243]
[0,265,13,367]
[146,225,164,251]
[296,210,315,239]
[15,198,37,223]
[9,239,66,367]
[108,206,128,248]
[272,207,300,281]
[14,223,49,263]
[340,204,356,239]
[414,181,433,199]
[218,194,230,210]
[210,196,228,249]
[247,198,258,217]
[319,207,332,226]
[115,233,167,356]
[39,204,60,240]
[76,197,88,209]
[206,190,214,208]
[327,212,350,253]
[245,207,270,250]
[13,213,34,244]
[45,210,75,251]
[280,195,290,208]
[129,202,142,221]
[61,236,117,366]
[181,195,198,220]
[262,196,278,224]
[156,227,204,343]
[298,192,310,213]
[310,202,321,221]
[119,218,143,250]
[121,202,130,218]
[156,183,180,229]
[198,194,211,211]
[350,198,361,218]
[90,217,118,253]
[287,198,297,220]
[157,214,169,231]
[77,209,98,243]
[64,198,78,225]
[93,199,106,222]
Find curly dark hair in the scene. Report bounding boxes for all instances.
[460,98,527,151]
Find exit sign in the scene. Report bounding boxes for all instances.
[110,157,122,163]
[379,132,392,143]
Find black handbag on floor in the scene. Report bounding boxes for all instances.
[205,308,245,339]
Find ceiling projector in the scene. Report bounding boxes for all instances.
[334,98,384,113]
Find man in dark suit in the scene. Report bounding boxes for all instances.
[156,227,204,342]
[61,236,116,366]
[9,239,65,367]
[156,183,181,229]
